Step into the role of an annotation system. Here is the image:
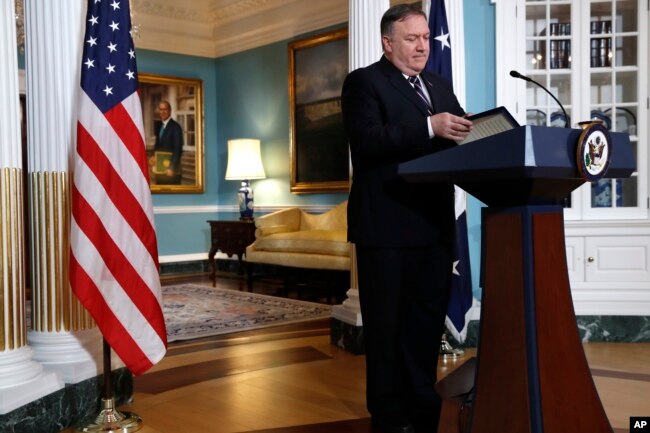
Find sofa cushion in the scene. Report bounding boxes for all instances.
[245,249,350,271]
[253,229,349,256]
[255,224,294,237]
[300,201,347,231]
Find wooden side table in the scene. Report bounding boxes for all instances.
[207,220,256,286]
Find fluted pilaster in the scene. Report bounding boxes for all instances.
[348,0,387,71]
[0,168,26,351]
[0,0,63,415]
[24,0,104,384]
[331,0,389,334]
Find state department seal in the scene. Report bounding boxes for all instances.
[576,120,611,182]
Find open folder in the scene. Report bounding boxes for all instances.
[153,151,174,174]
[458,106,519,145]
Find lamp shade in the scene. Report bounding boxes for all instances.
[225,139,266,180]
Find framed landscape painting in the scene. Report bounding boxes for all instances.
[288,28,349,193]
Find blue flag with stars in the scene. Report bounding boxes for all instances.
[71,0,167,376]
[425,0,473,343]
[426,0,452,81]
[80,0,139,113]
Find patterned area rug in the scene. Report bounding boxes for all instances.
[163,284,332,342]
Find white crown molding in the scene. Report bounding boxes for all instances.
[131,0,348,58]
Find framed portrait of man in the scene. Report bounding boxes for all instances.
[139,73,204,193]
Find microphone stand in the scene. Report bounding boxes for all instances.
[510,70,569,128]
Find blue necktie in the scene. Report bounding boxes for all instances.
[408,75,433,115]
[158,123,165,140]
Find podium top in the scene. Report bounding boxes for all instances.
[398,125,635,206]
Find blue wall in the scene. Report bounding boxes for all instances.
[135,50,219,256]
[463,0,495,298]
[18,0,496,299]
[136,34,348,257]
[137,50,218,208]
[18,1,496,292]
[138,0,495,297]
[214,40,348,208]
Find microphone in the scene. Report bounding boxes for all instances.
[510,70,569,128]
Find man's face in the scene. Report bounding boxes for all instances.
[382,14,430,76]
[158,103,171,121]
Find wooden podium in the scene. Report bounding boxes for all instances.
[398,125,635,433]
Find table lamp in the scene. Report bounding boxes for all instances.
[225,138,266,220]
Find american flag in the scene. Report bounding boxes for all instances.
[69,0,167,375]
[425,0,473,343]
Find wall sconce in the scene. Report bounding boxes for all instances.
[225,138,266,220]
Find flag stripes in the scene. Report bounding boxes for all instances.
[103,98,150,177]
[75,123,157,261]
[70,0,166,376]
[78,93,153,222]
[69,246,161,374]
[70,188,161,327]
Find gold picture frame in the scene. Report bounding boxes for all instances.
[139,73,204,193]
[288,28,350,193]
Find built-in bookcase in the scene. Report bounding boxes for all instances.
[494,0,649,315]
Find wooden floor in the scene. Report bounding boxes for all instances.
[70,273,649,433]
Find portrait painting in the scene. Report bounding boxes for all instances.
[138,73,204,193]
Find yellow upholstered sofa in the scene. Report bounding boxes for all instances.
[245,201,350,297]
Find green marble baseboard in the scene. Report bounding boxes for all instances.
[331,316,649,355]
[577,315,650,342]
[330,317,365,355]
[0,368,132,433]
[445,316,650,349]
[160,259,247,277]
[160,259,210,276]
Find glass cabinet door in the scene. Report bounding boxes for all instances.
[524,1,575,207]
[588,0,640,211]
[525,1,573,128]
[517,0,646,218]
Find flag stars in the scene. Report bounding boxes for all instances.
[435,28,451,51]
[80,1,140,110]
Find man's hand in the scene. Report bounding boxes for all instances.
[430,113,473,142]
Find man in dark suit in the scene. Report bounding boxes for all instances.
[340,4,472,433]
[153,100,183,184]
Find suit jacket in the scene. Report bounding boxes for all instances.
[341,56,465,248]
[154,118,183,172]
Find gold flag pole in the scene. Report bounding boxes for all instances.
[76,339,143,433]
[440,332,465,359]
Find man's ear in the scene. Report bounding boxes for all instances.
[381,35,392,54]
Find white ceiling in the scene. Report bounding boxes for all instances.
[131,0,404,58]
[131,0,349,58]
